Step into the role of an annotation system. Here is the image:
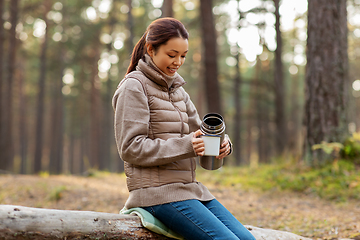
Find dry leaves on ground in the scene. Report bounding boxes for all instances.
[0,173,360,240]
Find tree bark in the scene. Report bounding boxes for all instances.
[257,46,273,162]
[0,205,311,240]
[127,0,134,54]
[2,0,19,171]
[18,58,28,174]
[234,52,242,165]
[100,13,117,171]
[305,0,349,163]
[273,0,287,157]
[233,1,243,166]
[260,59,272,163]
[255,56,265,163]
[48,4,67,174]
[89,31,102,169]
[34,0,51,173]
[49,48,64,174]
[199,0,222,115]
[0,205,169,240]
[0,0,5,170]
[72,62,89,174]
[161,0,173,18]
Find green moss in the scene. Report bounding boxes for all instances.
[196,160,360,201]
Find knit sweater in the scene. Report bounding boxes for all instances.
[112,55,214,209]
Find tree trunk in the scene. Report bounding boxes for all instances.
[34,0,50,173]
[233,0,242,166]
[255,57,264,163]
[199,0,222,115]
[18,58,28,174]
[2,0,19,171]
[0,205,310,240]
[74,63,89,174]
[289,24,303,159]
[90,33,102,169]
[161,0,173,18]
[48,4,67,174]
[245,89,255,165]
[0,0,5,170]
[289,71,302,158]
[256,56,271,163]
[101,14,117,171]
[49,48,64,174]
[305,0,349,164]
[233,52,242,165]
[0,205,169,240]
[127,0,134,54]
[273,0,287,157]
[101,83,112,171]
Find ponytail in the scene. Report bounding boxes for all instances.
[126,32,147,75]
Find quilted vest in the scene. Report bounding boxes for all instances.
[121,71,196,191]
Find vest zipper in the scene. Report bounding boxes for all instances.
[169,90,194,182]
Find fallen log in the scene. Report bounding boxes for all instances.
[0,205,168,239]
[246,225,312,240]
[0,205,311,240]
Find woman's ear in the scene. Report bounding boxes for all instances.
[146,44,154,57]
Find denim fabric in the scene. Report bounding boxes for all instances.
[142,199,255,240]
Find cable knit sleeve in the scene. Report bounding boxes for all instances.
[112,78,197,167]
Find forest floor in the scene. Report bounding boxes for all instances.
[1,172,360,240]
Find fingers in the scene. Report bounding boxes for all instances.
[216,139,230,159]
[193,129,203,138]
[192,131,230,158]
[192,130,205,156]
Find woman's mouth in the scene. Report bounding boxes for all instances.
[168,67,178,74]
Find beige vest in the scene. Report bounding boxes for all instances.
[121,71,196,191]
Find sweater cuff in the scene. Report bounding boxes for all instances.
[189,132,198,157]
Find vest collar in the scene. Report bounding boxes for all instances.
[136,54,186,90]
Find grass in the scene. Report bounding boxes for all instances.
[48,186,67,202]
[196,159,360,202]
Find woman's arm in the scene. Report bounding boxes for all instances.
[182,89,231,159]
[113,78,197,167]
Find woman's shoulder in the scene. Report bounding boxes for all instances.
[112,76,148,109]
[118,71,147,89]
[125,71,149,83]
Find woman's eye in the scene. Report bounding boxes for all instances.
[168,55,175,58]
[181,55,186,58]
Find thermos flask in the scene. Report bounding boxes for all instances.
[199,113,226,170]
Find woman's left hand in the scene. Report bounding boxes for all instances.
[217,139,231,159]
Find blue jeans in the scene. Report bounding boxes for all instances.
[142,199,255,240]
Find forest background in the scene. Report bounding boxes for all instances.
[0,0,360,175]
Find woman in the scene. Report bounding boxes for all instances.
[112,17,255,240]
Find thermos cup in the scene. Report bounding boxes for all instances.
[199,113,226,170]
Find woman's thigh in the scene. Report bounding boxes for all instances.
[203,199,255,240]
[142,199,254,240]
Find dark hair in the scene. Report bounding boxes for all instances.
[126,17,189,75]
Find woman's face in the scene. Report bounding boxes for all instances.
[147,37,188,76]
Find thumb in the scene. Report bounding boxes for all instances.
[193,129,203,138]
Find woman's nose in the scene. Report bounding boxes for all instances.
[174,57,182,65]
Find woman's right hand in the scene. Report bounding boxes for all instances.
[192,129,205,156]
